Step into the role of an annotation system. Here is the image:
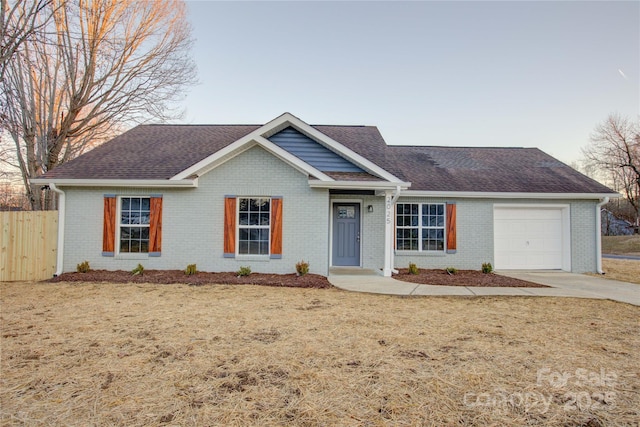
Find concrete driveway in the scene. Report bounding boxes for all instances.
[497,271,640,306]
[328,271,640,306]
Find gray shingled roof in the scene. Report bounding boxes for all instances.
[41,125,261,180]
[39,123,616,194]
[383,145,614,193]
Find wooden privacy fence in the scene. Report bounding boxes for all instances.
[1,211,58,281]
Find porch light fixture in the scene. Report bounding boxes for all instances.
[367,205,373,213]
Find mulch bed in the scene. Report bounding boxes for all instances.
[49,270,333,288]
[49,268,548,288]
[394,268,549,287]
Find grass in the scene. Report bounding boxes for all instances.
[599,258,640,285]
[1,282,639,426]
[602,235,640,256]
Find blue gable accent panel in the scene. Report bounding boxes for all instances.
[268,127,365,172]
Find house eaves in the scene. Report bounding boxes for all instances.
[401,190,621,199]
[30,178,199,188]
[172,133,334,182]
[171,112,403,185]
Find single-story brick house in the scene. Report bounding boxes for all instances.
[33,112,619,277]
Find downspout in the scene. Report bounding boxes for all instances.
[391,185,402,204]
[49,183,65,277]
[595,197,609,275]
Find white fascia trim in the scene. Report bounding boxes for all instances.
[282,113,405,183]
[172,136,333,182]
[172,112,404,183]
[171,132,267,180]
[30,178,198,188]
[253,136,334,181]
[309,179,411,190]
[171,113,332,181]
[401,190,621,200]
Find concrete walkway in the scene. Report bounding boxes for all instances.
[328,271,640,306]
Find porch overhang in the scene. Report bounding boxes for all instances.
[309,180,410,191]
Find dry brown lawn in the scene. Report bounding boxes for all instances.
[600,259,640,285]
[602,235,640,256]
[1,282,639,426]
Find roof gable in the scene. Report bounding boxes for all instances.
[171,112,405,184]
[268,127,365,173]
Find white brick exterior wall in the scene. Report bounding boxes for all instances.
[570,200,598,273]
[392,197,599,273]
[61,146,330,275]
[60,146,600,276]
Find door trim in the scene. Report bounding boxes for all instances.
[329,199,363,268]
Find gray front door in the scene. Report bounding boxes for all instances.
[332,203,361,266]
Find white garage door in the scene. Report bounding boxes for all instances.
[494,207,565,270]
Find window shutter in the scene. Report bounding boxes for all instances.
[102,195,116,256]
[149,195,163,256]
[223,196,236,257]
[446,202,457,254]
[270,197,283,259]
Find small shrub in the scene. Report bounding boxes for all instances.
[185,264,197,276]
[482,262,493,274]
[132,263,144,276]
[295,260,310,276]
[76,261,91,273]
[237,266,251,277]
[408,262,419,275]
[445,267,458,275]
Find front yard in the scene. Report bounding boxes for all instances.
[1,282,638,426]
[600,258,640,285]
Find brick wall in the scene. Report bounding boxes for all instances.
[62,146,330,275]
[570,200,598,273]
[393,197,599,273]
[60,147,600,276]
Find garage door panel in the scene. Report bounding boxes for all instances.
[494,207,565,270]
[543,252,562,268]
[543,238,562,250]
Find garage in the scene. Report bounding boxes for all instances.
[494,205,570,270]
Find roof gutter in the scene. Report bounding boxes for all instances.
[30,178,198,188]
[49,183,65,277]
[595,197,609,274]
[401,190,621,200]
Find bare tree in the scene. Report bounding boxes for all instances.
[583,114,640,229]
[1,0,197,210]
[0,0,52,79]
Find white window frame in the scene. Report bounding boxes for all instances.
[396,203,446,252]
[237,197,271,256]
[117,196,151,255]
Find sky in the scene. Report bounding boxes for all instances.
[182,1,639,165]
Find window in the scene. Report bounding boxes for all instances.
[238,197,271,255]
[396,203,445,251]
[103,194,161,257]
[119,197,150,253]
[224,196,282,258]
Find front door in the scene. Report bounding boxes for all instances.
[332,203,361,266]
